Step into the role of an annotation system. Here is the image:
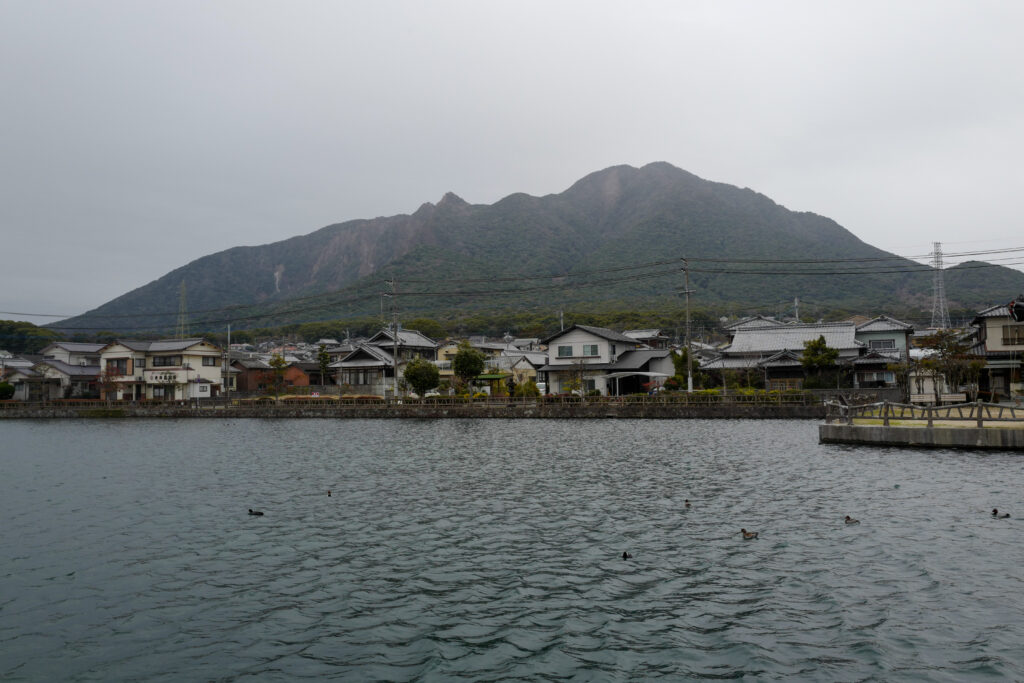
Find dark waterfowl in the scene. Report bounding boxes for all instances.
[993,508,1010,518]
[845,515,860,525]
[684,499,691,508]
[248,509,264,516]
[622,551,633,559]
[741,528,758,540]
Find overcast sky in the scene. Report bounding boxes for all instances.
[2,1,1023,325]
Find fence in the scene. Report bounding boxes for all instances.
[825,399,1024,428]
[1,392,824,411]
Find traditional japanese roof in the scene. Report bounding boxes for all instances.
[368,328,438,349]
[232,358,271,370]
[856,315,914,332]
[0,356,37,369]
[698,356,764,370]
[333,343,394,367]
[722,315,785,331]
[104,338,214,353]
[852,350,901,365]
[756,350,803,368]
[725,322,860,355]
[35,359,100,376]
[973,303,1013,321]
[611,349,672,370]
[2,366,39,379]
[542,324,637,345]
[623,329,669,343]
[41,341,106,354]
[503,351,548,366]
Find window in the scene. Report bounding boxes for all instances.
[583,344,599,357]
[869,339,896,350]
[136,358,145,368]
[152,386,166,398]
[1002,325,1024,346]
[152,355,182,367]
[202,357,217,366]
[106,358,129,374]
[557,345,573,358]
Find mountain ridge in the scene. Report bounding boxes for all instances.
[51,162,1022,334]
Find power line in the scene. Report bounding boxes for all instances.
[10,245,1024,323]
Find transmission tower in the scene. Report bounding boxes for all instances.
[176,280,190,339]
[930,242,950,329]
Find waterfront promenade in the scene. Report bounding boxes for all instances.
[820,399,1024,449]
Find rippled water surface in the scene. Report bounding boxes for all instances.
[2,418,1023,681]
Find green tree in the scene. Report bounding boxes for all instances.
[403,357,440,397]
[268,353,288,398]
[317,344,332,386]
[0,381,14,400]
[452,342,485,396]
[801,335,839,386]
[514,379,541,398]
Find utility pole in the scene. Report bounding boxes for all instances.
[794,297,800,322]
[223,323,231,402]
[388,278,399,399]
[680,258,695,393]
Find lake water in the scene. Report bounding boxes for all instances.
[1,418,1023,681]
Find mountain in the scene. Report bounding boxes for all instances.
[52,162,1023,334]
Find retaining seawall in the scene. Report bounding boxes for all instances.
[819,423,1024,450]
[1,403,825,420]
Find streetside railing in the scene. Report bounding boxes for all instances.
[1,391,824,412]
[824,399,1024,428]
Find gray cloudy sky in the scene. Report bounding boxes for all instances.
[2,1,1023,325]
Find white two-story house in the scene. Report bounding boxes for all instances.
[98,338,224,400]
[537,325,672,395]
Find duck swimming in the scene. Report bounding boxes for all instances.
[845,515,860,525]
[248,509,264,516]
[622,551,633,559]
[741,529,758,540]
[993,508,1010,518]
[684,499,691,508]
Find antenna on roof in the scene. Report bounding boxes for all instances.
[176,281,190,340]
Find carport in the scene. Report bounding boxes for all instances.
[587,371,670,396]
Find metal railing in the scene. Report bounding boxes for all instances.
[2,391,824,412]
[825,399,1024,427]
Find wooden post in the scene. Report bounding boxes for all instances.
[927,405,933,428]
[977,398,984,428]
[883,400,889,426]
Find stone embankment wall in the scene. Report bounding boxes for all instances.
[1,403,825,420]
[819,424,1024,450]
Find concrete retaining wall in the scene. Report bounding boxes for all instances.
[819,423,1024,450]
